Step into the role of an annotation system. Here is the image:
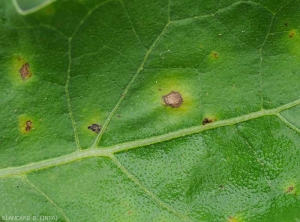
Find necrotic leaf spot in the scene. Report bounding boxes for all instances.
[88,124,101,134]
[202,118,213,125]
[286,186,294,193]
[25,120,32,131]
[163,91,183,108]
[19,63,30,80]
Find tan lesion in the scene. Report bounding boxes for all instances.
[163,91,183,108]
[19,62,32,80]
[10,56,33,83]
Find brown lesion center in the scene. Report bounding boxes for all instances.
[88,124,101,134]
[25,120,32,131]
[202,118,214,125]
[286,186,294,193]
[19,63,31,80]
[163,91,183,108]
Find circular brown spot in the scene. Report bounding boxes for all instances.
[163,91,183,108]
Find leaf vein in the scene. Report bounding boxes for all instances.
[277,113,300,134]
[0,99,299,178]
[92,22,171,148]
[19,175,71,222]
[110,155,194,222]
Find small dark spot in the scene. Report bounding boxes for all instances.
[158,88,162,91]
[285,22,288,26]
[213,53,219,59]
[163,91,183,108]
[128,211,132,215]
[25,120,32,131]
[219,185,224,189]
[16,185,19,188]
[289,32,295,38]
[202,118,213,125]
[88,124,101,134]
[117,115,121,118]
[228,216,234,222]
[287,186,294,193]
[19,63,30,80]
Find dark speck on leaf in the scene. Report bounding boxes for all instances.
[25,120,32,131]
[88,124,101,134]
[202,118,213,125]
[287,186,294,193]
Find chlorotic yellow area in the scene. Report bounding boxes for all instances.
[9,55,33,86]
[202,110,219,123]
[81,110,106,135]
[150,73,197,115]
[18,114,35,135]
[287,29,300,58]
[210,51,219,60]
[227,215,243,222]
[283,181,297,195]
[288,29,296,39]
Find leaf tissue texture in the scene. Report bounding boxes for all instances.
[0,0,300,221]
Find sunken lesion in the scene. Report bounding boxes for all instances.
[163,91,183,108]
[19,63,31,80]
[12,56,33,82]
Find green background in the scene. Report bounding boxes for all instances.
[0,0,300,221]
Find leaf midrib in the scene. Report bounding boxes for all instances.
[0,99,299,178]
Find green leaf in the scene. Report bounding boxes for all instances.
[1,0,300,221]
